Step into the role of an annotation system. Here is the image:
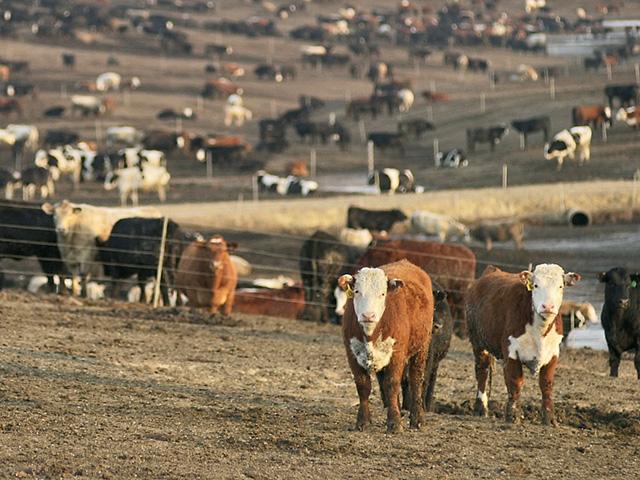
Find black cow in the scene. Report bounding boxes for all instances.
[367,131,405,153]
[0,200,66,292]
[598,267,640,379]
[97,217,185,306]
[299,230,355,323]
[142,130,186,151]
[205,43,233,58]
[43,129,79,146]
[278,106,310,125]
[397,119,435,139]
[510,116,550,150]
[347,206,407,232]
[468,57,490,73]
[43,106,65,118]
[294,121,350,150]
[466,124,509,152]
[61,53,75,69]
[299,95,324,110]
[383,284,453,413]
[604,84,638,111]
[367,168,415,194]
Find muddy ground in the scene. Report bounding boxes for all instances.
[0,290,638,479]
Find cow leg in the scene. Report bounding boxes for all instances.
[504,358,524,424]
[132,190,139,207]
[222,289,235,315]
[158,186,166,203]
[473,348,492,416]
[376,371,389,408]
[485,237,493,252]
[519,134,525,151]
[423,353,439,412]
[539,356,558,426]
[635,343,640,380]
[407,350,426,429]
[383,359,405,433]
[608,347,621,377]
[353,368,372,431]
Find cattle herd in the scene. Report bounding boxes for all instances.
[0,0,639,445]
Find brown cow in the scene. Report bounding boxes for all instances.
[233,285,305,319]
[572,105,611,130]
[466,264,581,425]
[356,239,476,336]
[0,65,9,81]
[176,236,238,314]
[339,259,434,433]
[470,220,525,251]
[286,160,309,177]
[201,78,242,99]
[0,98,21,116]
[422,90,450,103]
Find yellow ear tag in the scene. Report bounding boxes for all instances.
[346,284,354,299]
[526,280,533,292]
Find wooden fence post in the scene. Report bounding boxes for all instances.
[153,216,169,308]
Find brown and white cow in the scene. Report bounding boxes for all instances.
[176,236,238,315]
[339,259,434,433]
[466,264,581,425]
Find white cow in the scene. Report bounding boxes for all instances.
[615,106,639,128]
[397,89,414,113]
[96,72,122,92]
[411,211,470,242]
[224,104,253,127]
[339,228,374,249]
[525,0,546,14]
[544,126,592,171]
[41,200,161,296]
[6,124,39,149]
[104,164,171,206]
[106,126,143,146]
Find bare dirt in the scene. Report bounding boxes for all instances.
[1,290,639,479]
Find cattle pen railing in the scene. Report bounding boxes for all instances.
[0,206,618,317]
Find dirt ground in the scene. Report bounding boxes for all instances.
[0,290,638,480]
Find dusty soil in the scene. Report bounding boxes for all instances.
[1,290,638,479]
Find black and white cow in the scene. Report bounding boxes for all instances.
[543,126,592,171]
[466,124,509,152]
[347,206,407,232]
[437,148,468,168]
[20,166,54,201]
[511,115,551,150]
[0,168,20,199]
[598,267,640,379]
[256,171,318,196]
[367,168,415,194]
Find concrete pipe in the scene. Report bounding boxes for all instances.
[567,208,591,227]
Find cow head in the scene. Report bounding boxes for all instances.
[41,200,82,237]
[598,267,640,312]
[519,264,581,320]
[391,209,408,223]
[337,267,404,336]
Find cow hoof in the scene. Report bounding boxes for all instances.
[409,410,424,430]
[541,409,557,427]
[505,402,521,424]
[473,399,488,417]
[386,421,403,434]
[355,419,371,432]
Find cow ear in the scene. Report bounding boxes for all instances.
[388,278,404,291]
[597,271,608,283]
[41,202,54,214]
[564,272,581,286]
[518,270,532,285]
[337,274,354,291]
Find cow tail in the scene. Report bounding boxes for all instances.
[488,356,495,399]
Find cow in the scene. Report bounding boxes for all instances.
[97,217,184,306]
[511,116,551,150]
[544,126,592,171]
[467,264,581,425]
[156,108,196,121]
[299,230,356,323]
[201,78,242,99]
[62,53,75,69]
[95,72,121,92]
[41,200,161,296]
[421,91,450,103]
[258,118,288,153]
[294,121,349,149]
[224,104,252,127]
[470,220,525,251]
[205,43,233,58]
[20,166,54,201]
[338,259,435,432]
[397,119,435,139]
[367,132,405,153]
[615,106,640,129]
[285,160,308,177]
[106,126,143,147]
[104,164,171,206]
[34,146,84,188]
[142,130,189,152]
[558,301,598,344]
[356,239,476,337]
[436,148,468,168]
[0,168,20,199]
[604,84,638,111]
[255,171,318,197]
[298,95,324,110]
[346,97,384,121]
[598,267,640,379]
[466,125,509,152]
[43,106,66,118]
[347,206,407,233]
[468,57,490,73]
[339,228,373,250]
[43,129,79,147]
[0,200,66,292]
[443,51,468,70]
[71,95,112,117]
[233,285,305,319]
[367,169,415,194]
[572,105,611,130]
[411,211,470,243]
[176,236,238,315]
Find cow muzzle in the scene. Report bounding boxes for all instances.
[618,298,630,309]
